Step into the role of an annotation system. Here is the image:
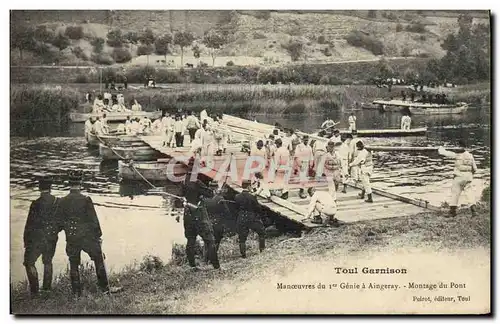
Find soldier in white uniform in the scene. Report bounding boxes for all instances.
[349,141,374,203]
[348,112,357,132]
[305,187,338,226]
[338,134,353,193]
[438,140,478,217]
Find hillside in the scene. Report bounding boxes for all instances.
[10,10,490,68]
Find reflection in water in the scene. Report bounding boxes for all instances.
[10,107,491,283]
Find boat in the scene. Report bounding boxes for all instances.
[118,160,188,181]
[70,110,162,123]
[372,100,469,114]
[314,127,428,138]
[408,104,469,115]
[99,144,165,161]
[86,133,145,148]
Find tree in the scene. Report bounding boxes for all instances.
[154,33,173,63]
[202,29,227,66]
[112,47,132,63]
[192,44,201,59]
[10,25,35,60]
[91,37,105,54]
[51,34,70,52]
[65,26,84,40]
[174,31,195,66]
[107,29,124,47]
[376,58,394,79]
[139,28,155,65]
[139,28,155,46]
[283,39,304,62]
[34,25,53,43]
[367,10,377,18]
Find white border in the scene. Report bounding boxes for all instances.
[3,1,497,323]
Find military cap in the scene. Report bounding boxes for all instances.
[275,138,283,146]
[37,174,53,190]
[327,141,335,146]
[242,179,252,188]
[68,170,83,185]
[302,135,309,140]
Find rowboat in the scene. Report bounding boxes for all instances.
[99,144,165,161]
[314,127,428,138]
[70,110,162,123]
[372,100,469,114]
[118,160,188,181]
[86,133,144,147]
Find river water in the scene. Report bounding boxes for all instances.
[10,107,491,283]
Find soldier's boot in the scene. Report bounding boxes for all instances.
[470,205,477,217]
[69,263,82,297]
[365,194,373,203]
[223,148,226,154]
[281,191,289,200]
[259,237,266,253]
[239,242,247,258]
[25,265,39,297]
[186,239,197,267]
[311,215,323,224]
[41,263,53,291]
[342,184,347,194]
[448,206,457,217]
[299,188,307,199]
[358,190,365,199]
[206,242,220,269]
[335,183,339,192]
[94,258,110,293]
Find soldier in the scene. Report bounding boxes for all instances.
[23,175,61,296]
[203,182,230,257]
[234,180,266,258]
[181,172,220,270]
[438,140,478,217]
[57,171,121,296]
[349,141,374,203]
[305,187,338,226]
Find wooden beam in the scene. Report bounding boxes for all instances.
[347,182,441,212]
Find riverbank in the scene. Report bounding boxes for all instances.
[11,201,490,315]
[10,82,491,123]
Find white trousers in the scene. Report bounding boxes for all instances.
[341,158,349,184]
[450,174,473,207]
[361,171,372,195]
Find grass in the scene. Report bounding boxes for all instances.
[11,205,491,314]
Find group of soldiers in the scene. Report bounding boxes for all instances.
[23,172,121,297]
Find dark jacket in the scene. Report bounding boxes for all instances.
[56,190,102,241]
[23,193,60,247]
[181,179,213,205]
[234,190,262,215]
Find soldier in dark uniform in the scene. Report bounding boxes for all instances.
[234,180,266,258]
[56,171,121,296]
[23,174,61,296]
[203,182,232,259]
[181,173,220,270]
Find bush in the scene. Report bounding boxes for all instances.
[75,74,89,83]
[367,10,377,18]
[72,46,89,61]
[419,35,427,41]
[282,39,304,61]
[112,47,132,63]
[226,60,235,66]
[64,26,84,40]
[345,30,384,55]
[254,11,271,20]
[481,184,490,202]
[317,35,327,44]
[401,47,411,57]
[406,22,427,33]
[137,44,154,56]
[396,23,403,32]
[139,255,164,273]
[156,69,186,83]
[321,47,332,57]
[387,12,397,21]
[253,32,267,39]
[91,53,114,65]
